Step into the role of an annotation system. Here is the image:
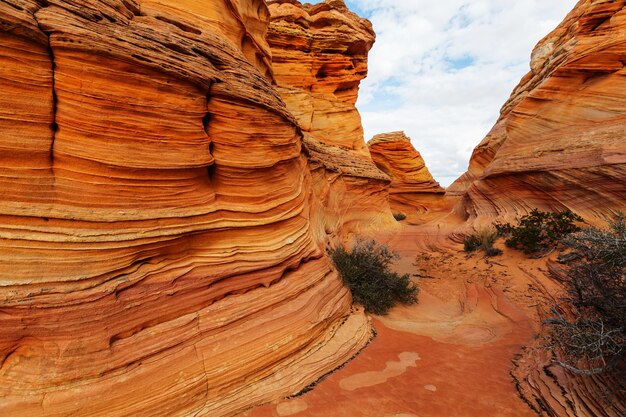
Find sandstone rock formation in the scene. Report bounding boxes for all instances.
[0,1,371,415]
[445,1,626,415]
[449,0,626,225]
[368,132,448,222]
[268,0,373,154]
[267,0,398,240]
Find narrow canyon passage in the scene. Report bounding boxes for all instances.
[242,224,545,417]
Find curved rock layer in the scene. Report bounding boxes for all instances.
[0,1,371,415]
[508,259,626,417]
[368,132,450,222]
[304,134,395,243]
[513,344,626,417]
[449,0,626,225]
[268,0,397,240]
[446,1,626,414]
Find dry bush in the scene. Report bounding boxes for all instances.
[330,239,419,315]
[546,213,625,375]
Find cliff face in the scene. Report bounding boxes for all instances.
[268,0,398,240]
[445,1,626,414]
[267,0,373,154]
[368,132,448,221]
[0,1,371,415]
[449,0,626,224]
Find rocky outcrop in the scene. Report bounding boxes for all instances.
[368,132,448,221]
[445,1,626,414]
[267,0,373,154]
[0,1,371,415]
[508,259,626,417]
[449,0,626,225]
[268,0,398,240]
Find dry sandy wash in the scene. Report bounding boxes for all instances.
[0,0,625,416]
[243,226,541,417]
[242,222,625,417]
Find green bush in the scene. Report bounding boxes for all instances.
[496,209,583,255]
[330,239,418,315]
[393,212,407,221]
[463,234,481,252]
[463,229,501,256]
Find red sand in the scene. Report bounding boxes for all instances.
[242,225,544,417]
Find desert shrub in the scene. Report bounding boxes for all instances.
[496,209,583,255]
[393,212,407,221]
[545,213,625,375]
[463,229,501,256]
[463,235,481,252]
[485,246,503,257]
[330,239,418,315]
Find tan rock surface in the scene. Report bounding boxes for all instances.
[268,0,397,240]
[368,132,451,223]
[449,0,626,224]
[0,1,371,415]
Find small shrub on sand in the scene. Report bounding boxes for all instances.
[495,209,583,256]
[463,229,501,257]
[463,234,481,252]
[330,239,418,315]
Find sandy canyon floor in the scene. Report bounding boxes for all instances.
[242,223,560,417]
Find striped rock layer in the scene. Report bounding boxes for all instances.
[368,131,448,221]
[0,1,372,416]
[446,1,626,415]
[449,0,626,225]
[267,0,398,241]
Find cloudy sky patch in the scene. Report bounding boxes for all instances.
[344,0,577,186]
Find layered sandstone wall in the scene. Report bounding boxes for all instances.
[444,1,626,414]
[0,1,371,415]
[267,0,398,241]
[449,0,626,225]
[368,132,449,222]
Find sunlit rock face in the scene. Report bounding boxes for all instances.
[449,0,626,225]
[368,132,448,221]
[268,0,397,240]
[0,1,371,415]
[446,1,626,415]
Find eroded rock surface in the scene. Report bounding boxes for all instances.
[268,0,397,240]
[368,132,449,222]
[449,0,626,225]
[0,1,371,415]
[267,0,373,154]
[444,2,626,413]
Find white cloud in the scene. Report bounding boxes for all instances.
[345,0,577,186]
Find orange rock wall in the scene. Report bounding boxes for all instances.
[449,0,626,225]
[0,1,371,415]
[368,132,449,222]
[446,1,626,414]
[267,0,373,154]
[268,0,397,240]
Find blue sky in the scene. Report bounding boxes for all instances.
[342,0,578,186]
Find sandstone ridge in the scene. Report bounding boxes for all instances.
[0,1,372,415]
[445,1,626,414]
[368,131,449,222]
[449,0,626,226]
[268,0,398,240]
